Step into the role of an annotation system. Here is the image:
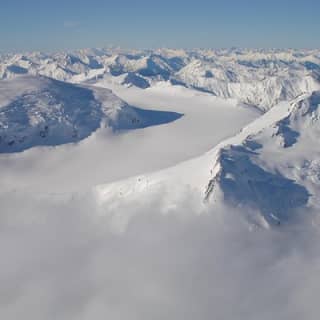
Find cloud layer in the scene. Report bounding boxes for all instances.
[1,185,319,320]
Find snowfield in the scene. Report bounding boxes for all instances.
[1,48,320,320]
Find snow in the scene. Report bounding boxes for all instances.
[2,48,320,111]
[95,91,320,228]
[1,53,319,225]
[0,82,258,192]
[0,75,182,152]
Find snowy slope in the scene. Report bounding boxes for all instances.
[175,58,319,111]
[0,75,182,152]
[95,91,320,228]
[203,91,320,223]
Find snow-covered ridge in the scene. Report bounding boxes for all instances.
[175,58,318,111]
[0,75,182,152]
[205,91,320,225]
[1,48,320,111]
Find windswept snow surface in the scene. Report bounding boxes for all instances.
[2,49,320,320]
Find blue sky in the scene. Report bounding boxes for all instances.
[1,0,320,52]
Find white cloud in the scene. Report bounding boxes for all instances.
[0,182,319,319]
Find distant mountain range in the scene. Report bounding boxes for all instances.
[1,48,320,111]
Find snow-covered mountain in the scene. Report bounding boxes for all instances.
[1,48,320,111]
[204,90,320,225]
[95,90,320,228]
[0,75,182,152]
[175,57,318,111]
